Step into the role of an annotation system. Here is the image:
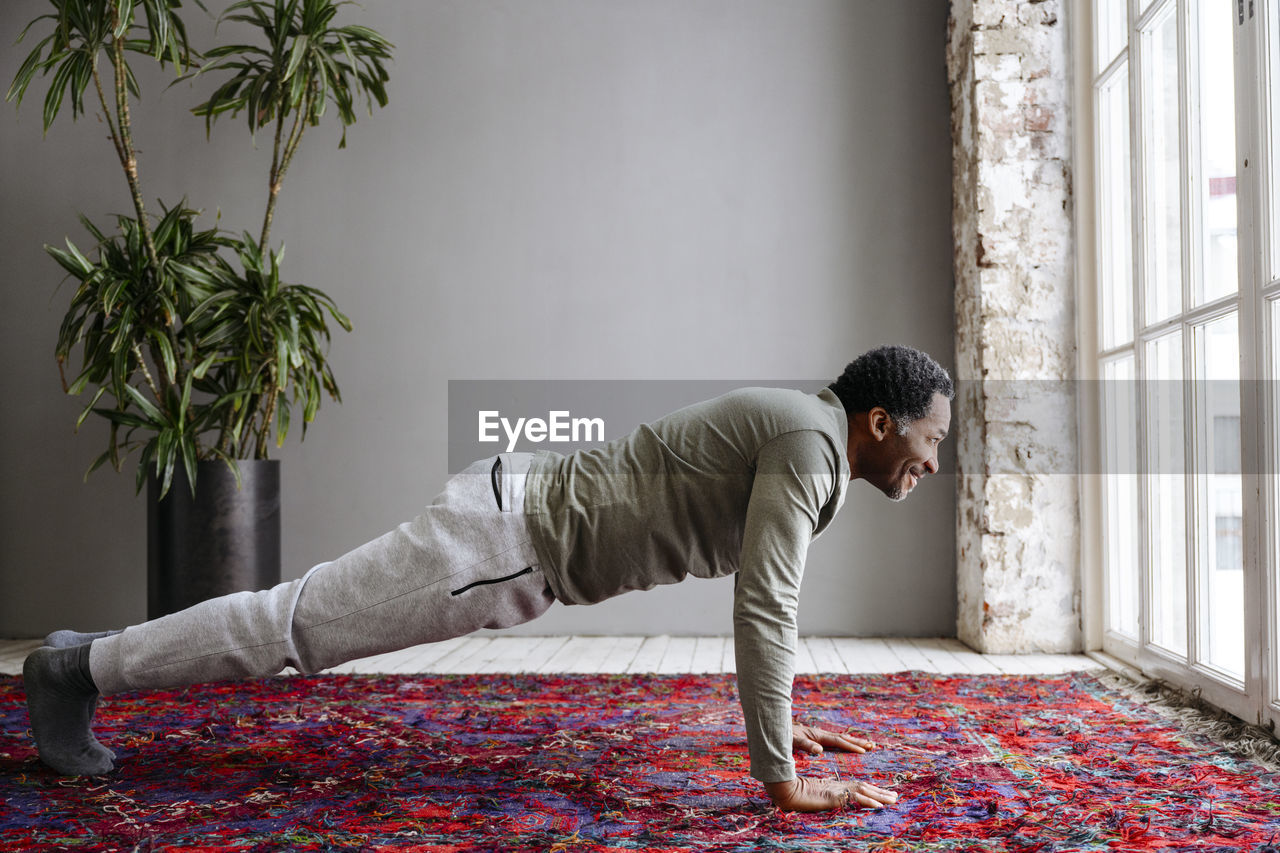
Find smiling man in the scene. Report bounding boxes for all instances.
[25,344,953,814]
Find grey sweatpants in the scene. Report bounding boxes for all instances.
[89,453,555,695]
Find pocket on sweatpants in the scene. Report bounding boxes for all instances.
[450,564,535,597]
[490,456,504,511]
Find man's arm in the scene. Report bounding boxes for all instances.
[732,431,899,812]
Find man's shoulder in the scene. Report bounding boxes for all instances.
[646,385,848,472]
[702,386,845,439]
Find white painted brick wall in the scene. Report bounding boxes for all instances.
[948,0,1080,653]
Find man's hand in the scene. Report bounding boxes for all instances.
[765,775,899,812]
[792,723,876,755]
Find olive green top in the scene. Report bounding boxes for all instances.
[523,386,850,782]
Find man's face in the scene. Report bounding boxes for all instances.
[868,392,951,502]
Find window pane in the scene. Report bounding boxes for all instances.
[1272,300,1280,694]
[1147,330,1187,655]
[1142,7,1183,325]
[1097,0,1130,72]
[1192,313,1243,677]
[1100,68,1135,348]
[1104,355,1140,637]
[1193,0,1238,305]
[1270,0,1280,279]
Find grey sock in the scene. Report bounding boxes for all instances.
[23,645,114,776]
[45,629,123,648]
[41,630,122,760]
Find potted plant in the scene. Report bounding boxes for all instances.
[8,0,393,617]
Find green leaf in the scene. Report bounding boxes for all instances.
[94,407,152,429]
[181,435,198,497]
[115,0,136,38]
[153,201,186,250]
[193,352,218,379]
[6,36,55,109]
[283,33,308,81]
[123,383,166,424]
[149,329,177,383]
[275,395,290,446]
[84,448,114,481]
[46,244,91,277]
[76,385,108,429]
[66,368,93,397]
[41,55,75,131]
[181,370,194,415]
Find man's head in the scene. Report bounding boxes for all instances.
[829,346,954,501]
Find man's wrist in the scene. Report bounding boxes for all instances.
[764,778,798,804]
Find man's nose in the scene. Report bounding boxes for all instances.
[923,456,939,475]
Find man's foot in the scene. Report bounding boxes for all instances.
[44,629,123,648]
[23,646,114,776]
[40,630,121,760]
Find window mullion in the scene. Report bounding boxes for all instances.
[1178,0,1202,671]
[1130,0,1153,656]
[1233,0,1269,726]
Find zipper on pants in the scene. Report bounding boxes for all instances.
[451,565,534,596]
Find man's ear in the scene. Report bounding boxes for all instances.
[867,407,894,441]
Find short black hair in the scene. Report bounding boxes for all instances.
[829,345,954,432]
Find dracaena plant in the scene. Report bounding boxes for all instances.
[7,0,392,497]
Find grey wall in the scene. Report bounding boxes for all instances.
[0,0,955,638]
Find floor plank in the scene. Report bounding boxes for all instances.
[883,638,932,671]
[720,638,737,673]
[793,638,818,673]
[0,636,1113,677]
[627,635,670,673]
[939,638,1002,674]
[605,636,646,672]
[471,637,545,674]
[657,637,697,674]
[514,635,570,673]
[690,637,725,672]
[910,637,972,673]
[982,653,1039,675]
[806,637,848,674]
[428,637,494,674]
[831,638,901,673]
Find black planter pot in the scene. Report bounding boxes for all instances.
[147,459,282,619]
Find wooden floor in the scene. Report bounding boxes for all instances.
[0,635,1102,676]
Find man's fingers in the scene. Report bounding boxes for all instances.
[833,735,868,753]
[836,732,876,751]
[794,735,823,754]
[769,775,900,813]
[827,780,899,810]
[852,790,885,808]
[852,781,899,804]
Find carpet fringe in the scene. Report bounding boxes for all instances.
[1093,670,1280,771]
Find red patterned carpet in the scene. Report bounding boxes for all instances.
[2,671,1278,851]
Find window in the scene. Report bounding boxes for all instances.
[1086,0,1277,729]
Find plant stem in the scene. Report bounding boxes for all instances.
[255,379,279,458]
[90,60,126,172]
[260,108,287,249]
[109,33,159,272]
[131,343,162,400]
[259,89,311,250]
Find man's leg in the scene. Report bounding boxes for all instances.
[25,453,552,775]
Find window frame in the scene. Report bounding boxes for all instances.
[1079,0,1277,732]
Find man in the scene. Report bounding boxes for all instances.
[25,344,953,814]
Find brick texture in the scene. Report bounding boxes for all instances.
[948,0,1080,653]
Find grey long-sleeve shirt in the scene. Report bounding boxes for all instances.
[522,386,850,782]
